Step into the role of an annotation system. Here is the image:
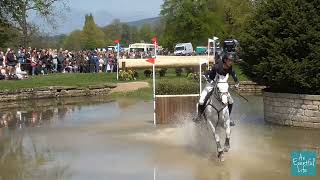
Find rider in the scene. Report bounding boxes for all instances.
[196,53,239,126]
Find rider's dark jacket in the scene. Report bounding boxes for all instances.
[205,61,239,84]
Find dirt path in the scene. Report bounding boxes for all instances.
[110,82,150,93]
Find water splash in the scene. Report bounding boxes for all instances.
[131,113,218,156]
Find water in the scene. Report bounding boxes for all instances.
[0,96,319,180]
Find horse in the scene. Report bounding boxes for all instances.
[197,82,232,162]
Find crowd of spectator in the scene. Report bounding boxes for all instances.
[0,47,121,80]
[0,46,186,81]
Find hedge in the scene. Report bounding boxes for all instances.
[156,78,199,95]
[240,0,320,94]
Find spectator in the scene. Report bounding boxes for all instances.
[6,48,17,77]
[58,51,64,72]
[107,53,114,73]
[99,54,104,72]
[17,48,26,69]
[89,52,95,73]
[52,50,58,72]
[0,50,4,69]
[94,52,100,73]
[31,51,37,76]
[15,63,27,80]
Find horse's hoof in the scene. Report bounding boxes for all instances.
[217,151,224,162]
[192,117,201,123]
[224,138,230,152]
[224,146,230,152]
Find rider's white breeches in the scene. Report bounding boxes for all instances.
[199,83,214,105]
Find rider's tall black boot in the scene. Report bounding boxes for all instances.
[193,104,205,123]
[228,104,235,126]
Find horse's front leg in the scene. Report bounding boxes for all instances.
[206,117,224,161]
[222,106,231,152]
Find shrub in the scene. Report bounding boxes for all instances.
[240,0,320,94]
[156,78,199,95]
[185,67,194,75]
[187,73,199,81]
[134,71,139,78]
[119,70,136,81]
[175,68,183,76]
[144,69,152,78]
[159,68,167,77]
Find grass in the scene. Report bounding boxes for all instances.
[0,66,249,92]
[108,87,153,101]
[0,73,118,91]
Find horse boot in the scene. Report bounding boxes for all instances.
[193,104,205,123]
[224,138,230,152]
[228,104,235,126]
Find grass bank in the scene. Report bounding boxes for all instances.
[0,65,248,92]
[0,73,117,91]
[108,87,153,101]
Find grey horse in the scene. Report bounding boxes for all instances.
[197,82,232,162]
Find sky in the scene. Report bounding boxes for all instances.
[33,0,164,35]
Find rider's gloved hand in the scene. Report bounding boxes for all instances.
[235,83,240,90]
[202,75,211,83]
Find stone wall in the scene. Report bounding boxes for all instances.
[263,91,320,128]
[230,81,266,94]
[0,84,116,102]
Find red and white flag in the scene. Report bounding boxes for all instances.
[146,58,155,64]
[114,39,120,44]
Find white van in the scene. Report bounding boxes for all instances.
[174,43,193,56]
[129,43,155,53]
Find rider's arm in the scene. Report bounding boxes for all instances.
[229,67,239,84]
[205,64,218,82]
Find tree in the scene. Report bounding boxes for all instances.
[0,0,22,21]
[63,30,83,50]
[160,0,226,49]
[220,0,253,37]
[81,14,105,50]
[160,0,254,49]
[103,19,122,43]
[0,0,22,47]
[0,20,16,48]
[120,24,140,46]
[139,24,155,43]
[240,0,320,94]
[0,0,68,47]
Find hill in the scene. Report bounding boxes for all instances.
[126,17,161,28]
